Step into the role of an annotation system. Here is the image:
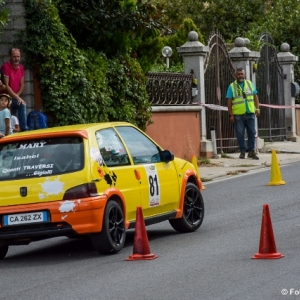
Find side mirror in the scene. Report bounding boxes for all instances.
[161,150,174,163]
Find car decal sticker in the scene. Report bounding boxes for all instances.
[39,176,64,199]
[22,163,54,177]
[19,142,47,149]
[144,164,160,207]
[59,200,76,213]
[90,147,118,185]
[104,170,117,186]
[90,147,110,180]
[97,167,105,178]
[14,153,40,160]
[90,147,104,166]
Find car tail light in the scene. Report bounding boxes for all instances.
[63,183,98,200]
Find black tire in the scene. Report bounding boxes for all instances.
[0,244,8,260]
[90,200,126,254]
[169,183,204,232]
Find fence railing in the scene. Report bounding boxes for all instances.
[146,72,193,105]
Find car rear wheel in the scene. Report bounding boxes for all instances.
[90,200,126,254]
[0,244,8,260]
[169,183,204,232]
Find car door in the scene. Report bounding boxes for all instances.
[93,128,142,222]
[115,126,180,218]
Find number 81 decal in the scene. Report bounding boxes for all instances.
[144,164,160,207]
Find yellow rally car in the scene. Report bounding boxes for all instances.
[0,122,204,259]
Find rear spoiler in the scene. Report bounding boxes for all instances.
[0,130,89,144]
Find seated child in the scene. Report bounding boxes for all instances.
[10,115,20,133]
[7,96,20,133]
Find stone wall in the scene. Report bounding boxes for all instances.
[1,0,34,111]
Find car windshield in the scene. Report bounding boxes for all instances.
[0,137,84,181]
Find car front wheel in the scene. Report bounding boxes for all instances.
[90,200,126,254]
[169,183,204,232]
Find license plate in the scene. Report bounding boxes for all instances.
[2,211,48,226]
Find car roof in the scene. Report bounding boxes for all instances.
[0,122,133,143]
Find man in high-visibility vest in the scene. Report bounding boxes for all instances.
[226,68,260,160]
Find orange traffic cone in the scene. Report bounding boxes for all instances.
[126,207,158,261]
[252,204,284,259]
[267,150,286,186]
[191,155,206,190]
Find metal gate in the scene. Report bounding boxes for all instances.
[204,33,237,153]
[146,72,193,105]
[256,33,286,141]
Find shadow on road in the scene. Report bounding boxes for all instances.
[0,226,179,265]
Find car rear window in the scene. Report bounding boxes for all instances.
[0,137,84,181]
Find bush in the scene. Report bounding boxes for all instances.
[19,0,151,129]
[106,55,152,130]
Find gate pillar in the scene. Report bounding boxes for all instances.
[177,31,211,156]
[277,43,300,142]
[228,37,260,84]
[228,37,264,149]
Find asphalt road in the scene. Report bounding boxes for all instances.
[1,162,300,300]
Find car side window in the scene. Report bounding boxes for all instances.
[95,128,130,167]
[115,126,161,165]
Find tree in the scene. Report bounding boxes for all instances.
[246,0,300,84]
[20,0,152,130]
[55,0,167,57]
[153,0,200,31]
[0,0,10,35]
[162,18,205,65]
[251,0,300,50]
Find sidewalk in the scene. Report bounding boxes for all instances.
[199,141,300,181]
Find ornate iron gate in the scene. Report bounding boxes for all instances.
[256,34,286,141]
[204,33,237,153]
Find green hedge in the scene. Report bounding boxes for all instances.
[20,0,151,130]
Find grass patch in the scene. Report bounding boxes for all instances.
[235,164,256,167]
[198,157,211,165]
[262,162,270,167]
[226,169,249,176]
[198,157,219,167]
[220,153,233,158]
[200,177,212,182]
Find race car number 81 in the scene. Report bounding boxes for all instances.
[149,174,159,196]
[144,164,160,207]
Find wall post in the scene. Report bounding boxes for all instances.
[277,43,300,141]
[177,31,211,156]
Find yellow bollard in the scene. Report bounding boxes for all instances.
[267,150,286,186]
[191,155,206,190]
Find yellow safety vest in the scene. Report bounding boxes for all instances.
[230,80,255,115]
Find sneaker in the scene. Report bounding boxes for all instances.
[239,152,245,159]
[248,151,259,160]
